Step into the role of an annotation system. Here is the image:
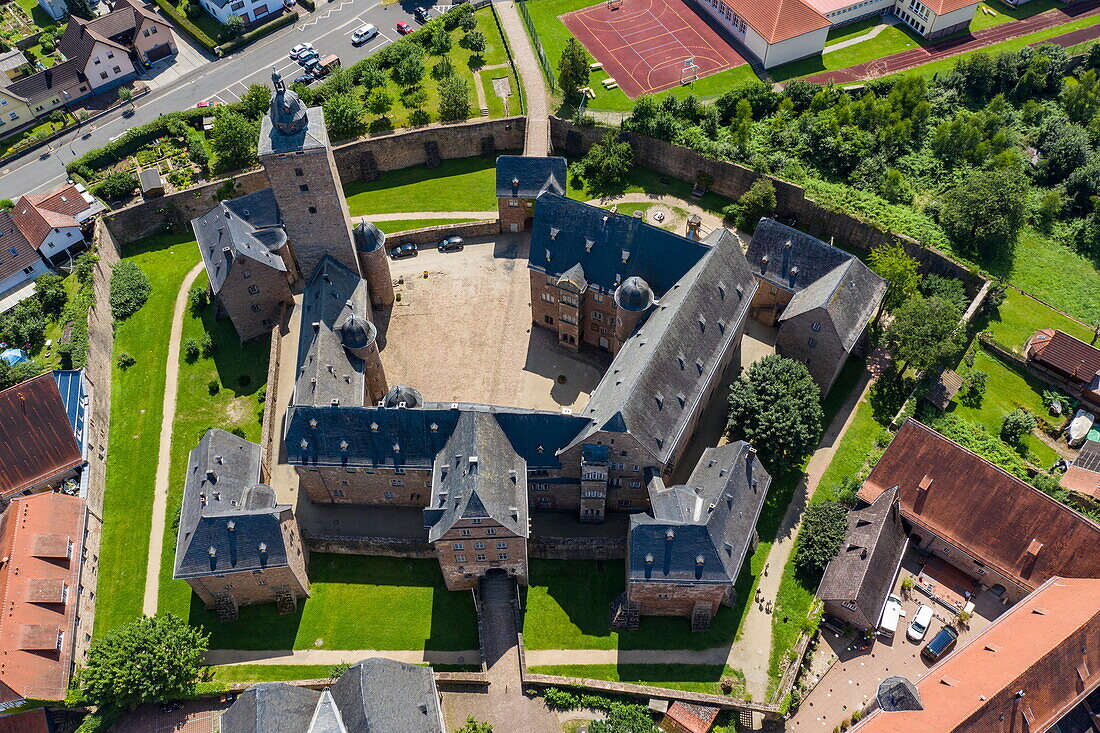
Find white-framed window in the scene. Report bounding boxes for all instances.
[476,554,486,561]
[461,529,471,536]
[474,542,486,550]
[496,541,507,549]
[509,199,519,207]
[498,553,508,560]
[455,553,466,562]
[541,293,554,304]
[472,518,482,524]
[453,543,464,550]
[391,479,404,487]
[384,491,394,498]
[811,322,821,331]
[333,489,345,497]
[486,528,496,535]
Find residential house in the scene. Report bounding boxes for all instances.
[620,442,770,630]
[852,576,1100,732]
[859,419,1100,604]
[1061,439,1100,501]
[0,209,50,306]
[193,188,294,343]
[100,0,178,65]
[817,485,908,630]
[1025,329,1100,410]
[0,50,28,80]
[745,218,886,395]
[173,429,309,620]
[0,373,84,500]
[198,0,284,25]
[38,0,68,21]
[0,492,87,707]
[495,155,566,233]
[12,182,104,266]
[220,657,445,733]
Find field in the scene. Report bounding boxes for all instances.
[343,156,506,216]
[982,288,1096,353]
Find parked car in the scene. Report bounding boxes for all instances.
[293,74,316,85]
[414,6,430,22]
[352,23,378,45]
[315,54,341,77]
[878,593,905,639]
[922,625,958,662]
[396,20,413,34]
[390,242,419,259]
[298,49,319,64]
[196,100,218,108]
[302,58,321,72]
[437,236,464,252]
[907,604,933,642]
[289,43,314,59]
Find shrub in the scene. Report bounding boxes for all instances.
[329,662,350,679]
[208,380,220,395]
[257,385,267,403]
[237,373,251,387]
[1001,408,1037,443]
[735,177,777,231]
[109,261,152,320]
[200,332,215,358]
[93,170,136,201]
[117,352,136,369]
[793,501,849,575]
[74,252,99,284]
[183,338,200,363]
[409,109,431,127]
[959,370,987,407]
[543,687,579,710]
[0,199,13,211]
[188,285,209,313]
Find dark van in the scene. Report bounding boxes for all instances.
[921,625,958,663]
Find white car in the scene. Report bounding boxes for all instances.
[907,604,933,642]
[289,43,314,59]
[352,24,378,45]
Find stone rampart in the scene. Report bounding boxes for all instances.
[304,535,435,558]
[530,535,626,560]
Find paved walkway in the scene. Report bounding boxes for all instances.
[495,1,550,156]
[141,261,206,616]
[363,211,497,221]
[205,649,480,666]
[804,0,1100,84]
[823,16,897,54]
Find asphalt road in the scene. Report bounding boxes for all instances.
[0,0,449,200]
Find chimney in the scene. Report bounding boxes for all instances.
[917,475,933,492]
[208,546,217,557]
[227,520,235,532]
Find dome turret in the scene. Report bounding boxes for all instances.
[269,70,308,135]
[382,385,423,409]
[614,276,654,312]
[338,315,377,351]
[354,221,387,253]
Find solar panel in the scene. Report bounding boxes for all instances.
[1075,440,1100,473]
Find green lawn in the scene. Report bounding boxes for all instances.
[971,0,1061,31]
[772,22,926,82]
[377,217,480,234]
[14,0,59,29]
[528,664,747,697]
[566,165,732,215]
[1000,228,1100,327]
[982,288,1096,352]
[190,555,478,651]
[343,156,508,216]
[947,350,1059,467]
[95,232,202,635]
[209,665,340,683]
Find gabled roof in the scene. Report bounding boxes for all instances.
[192,188,287,294]
[529,193,711,298]
[0,492,85,702]
[853,577,1100,733]
[6,59,86,102]
[0,373,83,498]
[294,255,371,408]
[817,486,907,621]
[860,419,1100,591]
[563,227,757,465]
[0,50,27,75]
[495,156,567,199]
[922,368,964,411]
[0,209,41,285]
[329,658,444,733]
[173,429,291,579]
[12,183,102,249]
[628,442,770,584]
[57,17,130,64]
[1026,329,1100,383]
[220,682,322,733]
[721,0,830,44]
[424,411,528,540]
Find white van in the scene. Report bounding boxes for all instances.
[352,24,378,46]
[878,594,905,638]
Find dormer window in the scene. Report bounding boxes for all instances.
[585,238,594,252]
[299,439,308,449]
[621,249,630,263]
[549,228,559,239]
[812,322,821,331]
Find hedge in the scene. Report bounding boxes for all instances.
[66,108,210,180]
[216,10,298,55]
[298,0,314,11]
[149,0,219,51]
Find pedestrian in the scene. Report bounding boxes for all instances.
[764,563,770,576]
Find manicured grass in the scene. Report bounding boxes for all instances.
[377,217,480,234]
[1001,228,1100,326]
[772,22,926,82]
[190,555,479,651]
[343,156,510,216]
[982,288,1096,352]
[156,270,269,620]
[14,0,59,29]
[528,664,748,697]
[209,665,339,683]
[566,165,732,215]
[95,232,202,635]
[948,350,1059,467]
[0,114,74,157]
[971,0,1061,31]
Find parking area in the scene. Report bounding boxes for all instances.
[377,234,607,411]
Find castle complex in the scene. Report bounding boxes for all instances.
[177,75,881,629]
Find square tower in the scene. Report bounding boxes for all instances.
[259,71,360,281]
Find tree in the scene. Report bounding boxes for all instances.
[183,337,200,363]
[226,14,246,37]
[868,242,921,312]
[460,30,486,58]
[323,92,367,141]
[1001,408,1037,443]
[428,24,452,55]
[34,273,67,317]
[365,88,393,117]
[0,299,47,350]
[0,358,43,391]
[0,199,12,211]
[455,717,493,733]
[576,132,634,194]
[432,55,455,81]
[939,168,1029,261]
[92,170,135,201]
[209,110,258,172]
[793,501,849,575]
[727,354,824,472]
[117,86,134,105]
[239,83,272,120]
[884,296,963,373]
[959,370,987,407]
[109,261,152,321]
[392,51,426,87]
[556,38,590,101]
[66,0,96,20]
[80,613,209,710]
[438,75,470,122]
[733,177,776,231]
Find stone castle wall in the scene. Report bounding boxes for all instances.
[530,535,625,560]
[304,535,435,558]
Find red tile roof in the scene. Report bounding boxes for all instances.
[0,373,82,498]
[661,701,720,733]
[860,419,1100,591]
[719,0,830,43]
[11,184,86,249]
[1,708,51,733]
[1062,439,1100,500]
[853,577,1100,733]
[1026,329,1100,384]
[922,0,980,15]
[0,492,85,703]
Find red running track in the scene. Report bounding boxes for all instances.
[561,0,747,98]
[804,0,1100,84]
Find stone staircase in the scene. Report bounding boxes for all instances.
[274,584,297,615]
[608,592,640,630]
[212,590,238,621]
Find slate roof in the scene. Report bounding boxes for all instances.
[294,255,371,408]
[173,429,291,580]
[0,373,82,498]
[817,486,907,625]
[286,403,588,473]
[1026,329,1100,383]
[192,188,287,294]
[329,658,444,733]
[0,50,27,75]
[0,209,44,285]
[57,14,132,61]
[628,442,770,584]
[6,59,86,102]
[259,103,328,156]
[529,192,711,297]
[220,682,321,733]
[860,419,1100,591]
[495,155,567,199]
[562,226,757,466]
[423,411,528,540]
[307,690,347,733]
[748,219,886,352]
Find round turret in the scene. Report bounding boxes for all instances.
[269,71,308,135]
[338,315,377,353]
[614,276,654,312]
[354,221,387,253]
[357,221,396,308]
[382,385,423,409]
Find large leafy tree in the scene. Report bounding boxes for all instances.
[322,92,367,141]
[238,83,272,120]
[793,501,849,575]
[727,354,824,472]
[884,296,964,373]
[34,273,67,317]
[66,0,96,19]
[209,109,258,172]
[438,75,470,122]
[80,613,209,710]
[868,242,921,312]
[939,168,1028,262]
[576,132,634,194]
[556,38,590,101]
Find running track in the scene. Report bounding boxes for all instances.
[803,0,1100,83]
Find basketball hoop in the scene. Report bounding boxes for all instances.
[680,58,699,85]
